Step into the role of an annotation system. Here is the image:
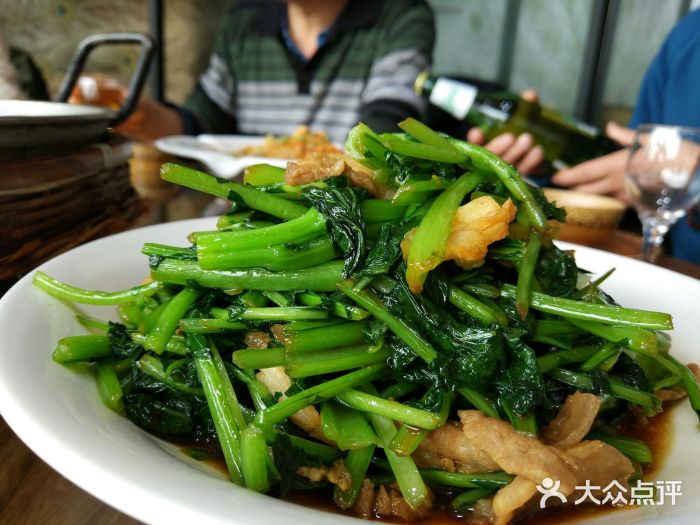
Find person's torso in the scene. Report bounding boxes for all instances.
[656,11,700,263]
[640,9,700,128]
[232,32,381,143]
[221,2,392,144]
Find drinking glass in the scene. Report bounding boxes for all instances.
[625,124,700,263]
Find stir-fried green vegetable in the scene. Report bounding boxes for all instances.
[34,119,697,522]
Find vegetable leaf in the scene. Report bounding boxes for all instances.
[535,245,578,297]
[496,332,546,415]
[302,181,367,277]
[107,321,142,359]
[124,392,194,435]
[357,218,418,277]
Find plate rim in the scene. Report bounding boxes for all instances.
[0,100,114,124]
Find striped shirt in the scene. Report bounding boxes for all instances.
[183,0,435,143]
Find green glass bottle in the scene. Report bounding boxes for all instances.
[414,71,619,170]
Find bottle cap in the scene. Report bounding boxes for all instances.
[414,71,429,96]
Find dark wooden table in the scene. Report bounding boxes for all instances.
[589,230,700,280]
[1,230,698,525]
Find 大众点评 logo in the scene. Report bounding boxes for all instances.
[536,478,682,508]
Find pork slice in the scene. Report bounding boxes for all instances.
[285,152,346,186]
[458,410,577,495]
[491,476,538,525]
[297,459,351,491]
[469,498,496,525]
[284,152,394,199]
[655,386,687,402]
[352,480,433,522]
[351,478,376,519]
[414,421,500,473]
[491,439,635,525]
[444,197,517,268]
[243,331,270,349]
[565,440,635,500]
[374,484,433,522]
[542,391,601,449]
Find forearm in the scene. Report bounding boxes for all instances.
[551,148,630,202]
[117,97,184,142]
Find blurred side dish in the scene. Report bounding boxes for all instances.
[234,126,342,159]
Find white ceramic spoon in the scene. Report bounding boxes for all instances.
[154,135,287,179]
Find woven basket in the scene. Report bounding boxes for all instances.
[1,135,143,281]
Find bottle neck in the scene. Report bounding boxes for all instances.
[422,76,480,120]
[417,75,517,124]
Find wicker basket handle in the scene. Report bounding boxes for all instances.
[56,32,155,127]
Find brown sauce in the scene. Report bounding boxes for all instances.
[190,407,674,525]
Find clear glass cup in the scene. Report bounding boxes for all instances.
[625,124,700,263]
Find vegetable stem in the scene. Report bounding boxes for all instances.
[336,389,442,430]
[232,348,285,369]
[548,367,660,409]
[420,470,513,490]
[337,279,437,363]
[368,410,431,510]
[233,306,328,322]
[537,345,600,374]
[240,427,270,492]
[659,355,700,421]
[198,237,337,272]
[449,286,507,326]
[95,362,124,413]
[334,445,376,509]
[34,271,159,305]
[500,284,673,330]
[390,392,452,456]
[151,259,344,292]
[286,345,390,378]
[145,287,202,354]
[254,364,386,430]
[452,488,497,511]
[382,135,467,163]
[196,208,327,255]
[189,334,244,485]
[457,387,500,419]
[580,342,621,372]
[283,321,368,353]
[515,231,541,319]
[447,138,548,232]
[52,335,112,363]
[178,318,247,333]
[161,163,306,220]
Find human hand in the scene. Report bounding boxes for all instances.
[466,89,545,175]
[115,94,183,142]
[550,121,634,203]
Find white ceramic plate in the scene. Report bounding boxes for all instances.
[1,218,699,525]
[154,135,289,179]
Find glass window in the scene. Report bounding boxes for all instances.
[600,0,682,118]
[429,0,508,82]
[508,0,595,115]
